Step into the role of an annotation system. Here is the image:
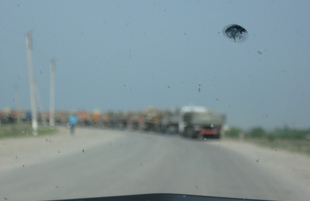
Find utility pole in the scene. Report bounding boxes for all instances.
[14,85,21,122]
[34,80,47,126]
[50,59,55,128]
[26,33,38,135]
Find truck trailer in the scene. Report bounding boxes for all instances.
[179,106,225,139]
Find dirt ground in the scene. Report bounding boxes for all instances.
[0,127,124,172]
[215,139,310,196]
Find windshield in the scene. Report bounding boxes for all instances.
[1,1,310,201]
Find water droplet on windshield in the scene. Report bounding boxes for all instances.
[257,51,262,55]
[256,159,260,163]
[223,24,248,42]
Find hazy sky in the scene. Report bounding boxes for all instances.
[1,0,309,129]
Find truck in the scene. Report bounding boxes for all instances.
[140,107,162,132]
[92,109,101,126]
[75,110,89,126]
[160,108,180,134]
[179,106,225,139]
[126,111,144,130]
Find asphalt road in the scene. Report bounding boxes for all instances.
[0,129,308,201]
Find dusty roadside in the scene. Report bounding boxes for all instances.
[0,127,124,172]
[214,138,310,196]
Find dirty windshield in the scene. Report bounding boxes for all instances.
[1,1,310,201]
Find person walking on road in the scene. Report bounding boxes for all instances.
[69,114,77,135]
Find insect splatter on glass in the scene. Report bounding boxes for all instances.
[223,24,248,42]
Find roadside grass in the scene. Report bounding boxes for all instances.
[224,126,310,156]
[0,122,58,138]
[243,138,310,156]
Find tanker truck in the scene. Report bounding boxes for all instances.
[179,106,225,139]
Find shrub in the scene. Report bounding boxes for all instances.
[246,127,266,138]
[225,127,242,138]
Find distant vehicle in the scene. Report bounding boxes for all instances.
[160,108,180,134]
[179,106,226,139]
[140,107,162,132]
[22,111,32,122]
[77,110,91,126]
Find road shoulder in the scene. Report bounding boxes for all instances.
[215,139,310,196]
[0,127,124,172]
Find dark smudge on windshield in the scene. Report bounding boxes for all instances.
[223,24,248,42]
